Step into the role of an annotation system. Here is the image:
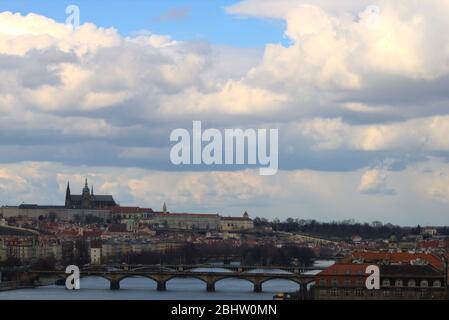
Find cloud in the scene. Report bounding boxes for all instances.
[357,169,395,195]
[298,115,449,152]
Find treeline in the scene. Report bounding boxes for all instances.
[125,243,315,267]
[254,217,424,239]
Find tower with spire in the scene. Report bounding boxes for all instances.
[81,177,92,208]
[65,182,71,207]
[64,178,117,209]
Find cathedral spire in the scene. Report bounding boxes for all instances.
[91,185,94,196]
[65,181,71,200]
[82,177,90,195]
[163,202,167,214]
[65,181,71,207]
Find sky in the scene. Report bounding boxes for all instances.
[1,0,449,225]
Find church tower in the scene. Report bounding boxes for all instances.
[81,177,92,208]
[65,182,71,207]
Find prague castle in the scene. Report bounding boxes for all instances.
[65,178,117,209]
[0,179,253,232]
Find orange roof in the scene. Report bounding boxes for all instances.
[318,263,371,276]
[344,251,444,270]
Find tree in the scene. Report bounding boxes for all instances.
[0,257,21,268]
[31,257,56,271]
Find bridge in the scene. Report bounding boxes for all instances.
[23,264,319,297]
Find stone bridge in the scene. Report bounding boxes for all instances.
[24,265,317,297]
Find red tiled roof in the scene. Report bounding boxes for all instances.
[107,224,128,233]
[344,251,444,270]
[418,240,440,249]
[221,217,251,221]
[318,263,371,276]
[83,230,103,238]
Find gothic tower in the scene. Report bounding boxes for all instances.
[65,181,71,207]
[81,177,92,208]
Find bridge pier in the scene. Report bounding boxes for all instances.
[157,281,167,291]
[110,279,120,290]
[253,283,262,293]
[206,282,215,292]
[298,284,308,300]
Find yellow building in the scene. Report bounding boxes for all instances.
[220,211,254,232]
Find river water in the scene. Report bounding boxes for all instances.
[0,261,334,300]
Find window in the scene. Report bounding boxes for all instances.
[382,279,390,287]
[395,280,403,287]
[355,288,363,296]
[420,280,428,288]
[331,279,338,286]
[433,280,441,288]
[319,279,326,286]
[344,279,351,286]
[408,280,416,287]
[330,288,338,296]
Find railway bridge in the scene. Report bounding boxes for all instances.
[23,265,318,297]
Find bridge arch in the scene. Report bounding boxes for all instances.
[118,275,160,289]
[259,277,301,286]
[213,276,256,286]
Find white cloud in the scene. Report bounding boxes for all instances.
[298,115,449,152]
[357,169,395,195]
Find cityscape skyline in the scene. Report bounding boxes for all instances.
[1,1,449,225]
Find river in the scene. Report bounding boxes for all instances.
[0,261,334,300]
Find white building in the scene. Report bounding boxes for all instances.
[90,245,102,265]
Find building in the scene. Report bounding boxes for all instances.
[0,225,39,261]
[315,262,447,300]
[341,251,444,270]
[422,227,438,237]
[151,212,221,231]
[37,240,62,260]
[90,241,102,265]
[111,206,154,220]
[65,179,117,209]
[220,211,254,232]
